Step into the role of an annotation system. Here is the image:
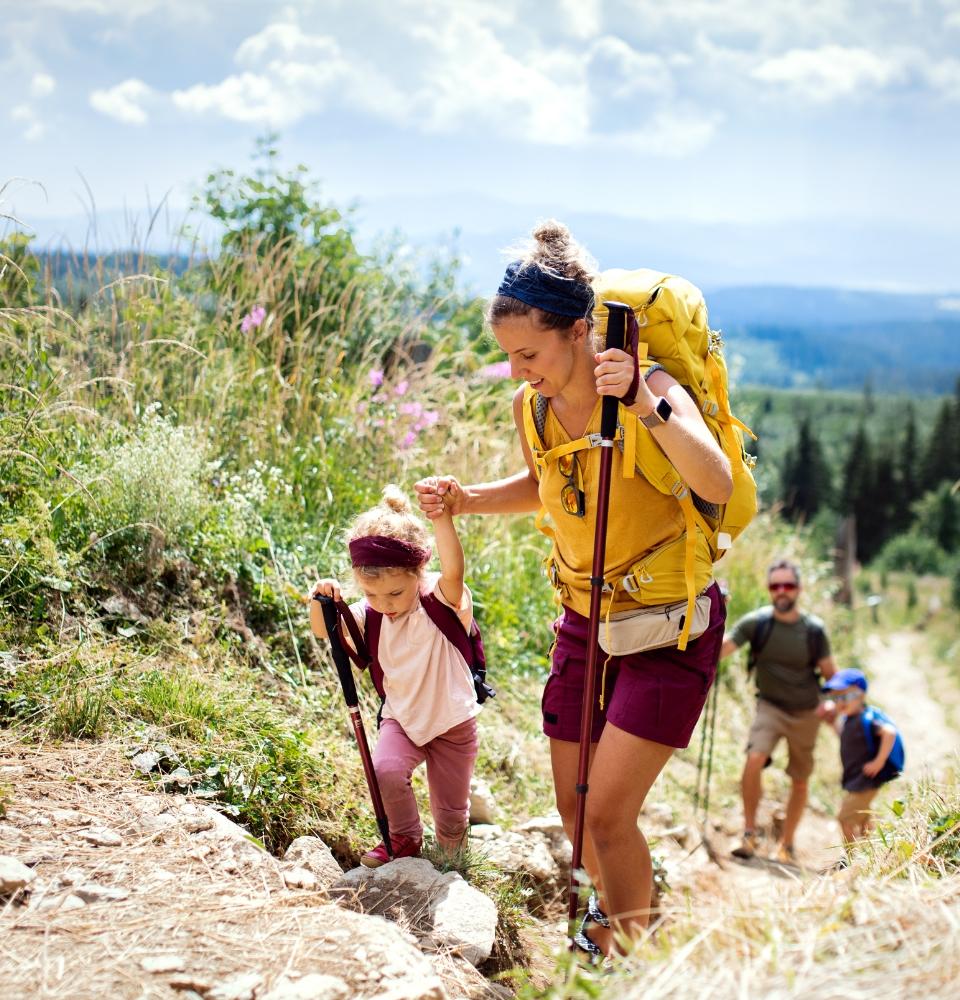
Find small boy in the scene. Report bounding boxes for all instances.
[821,668,903,847]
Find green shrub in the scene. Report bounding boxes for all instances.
[875,532,947,575]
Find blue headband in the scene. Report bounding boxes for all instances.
[495,260,594,319]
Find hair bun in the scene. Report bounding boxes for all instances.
[524,218,596,284]
[380,484,410,514]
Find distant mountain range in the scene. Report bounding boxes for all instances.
[19,211,960,395]
[706,287,960,394]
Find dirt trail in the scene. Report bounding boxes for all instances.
[865,630,960,777]
[677,627,960,911]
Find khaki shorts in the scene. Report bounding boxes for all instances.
[746,699,821,780]
[838,787,879,826]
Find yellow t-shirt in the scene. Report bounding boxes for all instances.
[538,399,685,617]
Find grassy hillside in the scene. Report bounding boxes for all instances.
[4,158,960,996]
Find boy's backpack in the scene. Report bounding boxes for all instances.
[747,609,826,673]
[522,268,758,649]
[861,706,905,782]
[332,594,495,715]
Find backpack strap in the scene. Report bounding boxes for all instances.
[747,609,776,672]
[419,592,476,668]
[421,593,495,703]
[331,599,370,668]
[804,616,826,670]
[747,610,824,673]
[362,606,387,701]
[860,707,879,757]
[365,594,494,707]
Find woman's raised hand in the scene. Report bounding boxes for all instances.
[594,347,644,402]
[415,476,464,519]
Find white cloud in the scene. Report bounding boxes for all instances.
[927,58,960,99]
[10,103,45,141]
[556,0,602,39]
[752,45,905,101]
[163,6,725,154]
[234,20,334,64]
[588,35,674,98]
[30,72,56,98]
[89,78,153,124]
[408,13,589,144]
[172,22,406,127]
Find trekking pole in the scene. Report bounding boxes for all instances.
[694,672,725,867]
[567,300,628,944]
[695,672,720,825]
[315,595,393,859]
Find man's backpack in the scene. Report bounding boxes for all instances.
[861,706,905,782]
[522,268,758,649]
[747,609,826,673]
[333,594,495,715]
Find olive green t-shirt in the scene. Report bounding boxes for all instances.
[730,606,830,711]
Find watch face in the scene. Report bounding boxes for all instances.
[656,397,672,421]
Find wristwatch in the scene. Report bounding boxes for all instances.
[639,396,672,429]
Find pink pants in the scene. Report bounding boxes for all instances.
[374,716,479,848]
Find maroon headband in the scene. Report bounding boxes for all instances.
[349,535,431,568]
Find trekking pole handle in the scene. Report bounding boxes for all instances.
[601,300,629,440]
[315,594,361,707]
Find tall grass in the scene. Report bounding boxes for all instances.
[0,159,554,859]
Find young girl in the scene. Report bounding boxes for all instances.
[309,484,481,867]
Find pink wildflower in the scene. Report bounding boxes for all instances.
[369,369,384,388]
[400,430,417,449]
[478,360,511,379]
[399,401,423,418]
[395,380,409,396]
[240,305,266,333]
[422,410,440,427]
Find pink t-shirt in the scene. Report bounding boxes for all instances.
[347,572,481,747]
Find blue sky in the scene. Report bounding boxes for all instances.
[3,0,960,291]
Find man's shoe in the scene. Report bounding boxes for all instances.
[731,831,759,859]
[360,833,422,868]
[775,842,797,865]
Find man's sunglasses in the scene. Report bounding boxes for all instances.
[558,452,585,518]
[769,582,798,593]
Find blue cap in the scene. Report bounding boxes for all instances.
[822,668,867,692]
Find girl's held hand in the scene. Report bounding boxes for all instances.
[310,578,342,602]
[415,476,463,519]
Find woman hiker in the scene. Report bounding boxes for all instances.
[416,220,732,956]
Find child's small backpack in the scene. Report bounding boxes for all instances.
[332,595,495,714]
[862,706,905,782]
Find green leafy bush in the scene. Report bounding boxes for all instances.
[875,532,947,575]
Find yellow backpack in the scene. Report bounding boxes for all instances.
[523,268,758,649]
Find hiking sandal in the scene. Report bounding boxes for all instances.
[572,927,604,962]
[586,891,610,928]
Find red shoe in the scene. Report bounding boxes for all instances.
[360,833,422,868]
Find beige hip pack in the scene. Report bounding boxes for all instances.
[598,592,712,656]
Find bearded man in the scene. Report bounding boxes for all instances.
[719,559,836,862]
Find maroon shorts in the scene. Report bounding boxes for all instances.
[541,582,725,749]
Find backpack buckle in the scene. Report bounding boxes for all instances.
[701,399,719,417]
[622,570,653,593]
